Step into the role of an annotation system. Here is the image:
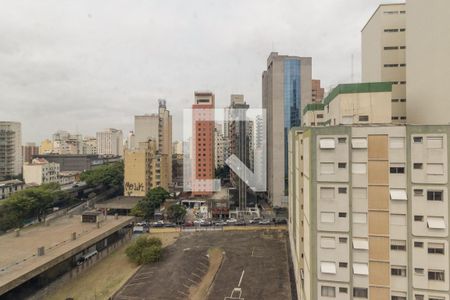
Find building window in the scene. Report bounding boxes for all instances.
[319,138,336,149]
[321,286,336,297]
[427,216,446,229]
[391,266,407,277]
[390,164,405,174]
[339,237,347,244]
[320,236,336,249]
[428,270,445,281]
[400,46,406,49]
[413,163,423,169]
[390,189,407,201]
[428,243,445,254]
[384,46,399,50]
[338,162,347,169]
[384,64,399,67]
[400,99,406,102]
[414,189,424,196]
[414,241,424,248]
[427,190,443,201]
[320,187,335,200]
[414,268,424,276]
[414,215,424,222]
[414,296,424,300]
[353,287,368,298]
[320,162,335,175]
[353,263,369,276]
[391,214,406,225]
[427,163,444,175]
[338,187,347,194]
[392,99,399,102]
[358,115,369,122]
[339,287,348,294]
[338,212,347,218]
[391,240,406,251]
[390,137,405,149]
[384,28,399,32]
[338,137,347,144]
[427,137,444,149]
[413,136,423,143]
[317,114,323,119]
[320,262,337,274]
[339,262,348,268]
[392,296,407,300]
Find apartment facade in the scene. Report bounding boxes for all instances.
[262,52,312,207]
[52,131,83,155]
[23,158,60,185]
[134,99,172,190]
[82,136,97,155]
[312,79,325,103]
[22,143,39,164]
[96,128,123,157]
[0,180,25,200]
[289,124,450,300]
[192,91,215,196]
[0,122,22,179]
[362,3,407,124]
[39,139,53,154]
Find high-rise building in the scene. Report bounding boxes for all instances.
[262,52,312,207]
[22,143,39,164]
[406,0,450,124]
[126,131,136,150]
[0,122,22,179]
[172,140,183,155]
[214,126,225,169]
[96,128,123,157]
[192,91,215,196]
[134,100,172,190]
[312,79,325,103]
[289,124,450,300]
[52,130,83,155]
[229,95,251,209]
[362,3,407,124]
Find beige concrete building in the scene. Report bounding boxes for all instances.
[96,128,123,157]
[23,158,60,185]
[362,3,406,124]
[303,82,392,127]
[406,0,450,125]
[134,99,172,189]
[289,124,450,300]
[82,136,97,155]
[22,143,39,164]
[262,52,312,207]
[0,122,22,179]
[39,139,53,154]
[52,131,83,155]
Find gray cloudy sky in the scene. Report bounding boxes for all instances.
[0,0,400,143]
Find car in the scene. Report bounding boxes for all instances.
[235,220,247,226]
[249,218,261,224]
[214,220,227,226]
[184,221,194,227]
[164,223,177,228]
[259,219,272,225]
[151,221,164,228]
[193,219,204,225]
[200,221,212,226]
[226,218,237,224]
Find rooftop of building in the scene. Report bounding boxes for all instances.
[95,196,143,210]
[303,82,392,115]
[361,2,406,32]
[0,180,24,187]
[0,214,134,295]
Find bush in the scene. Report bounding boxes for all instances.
[126,236,162,265]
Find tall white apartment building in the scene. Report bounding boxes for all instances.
[362,1,450,125]
[0,122,22,179]
[96,128,123,156]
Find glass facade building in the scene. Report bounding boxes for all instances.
[283,59,301,178]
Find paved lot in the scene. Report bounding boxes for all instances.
[114,230,292,300]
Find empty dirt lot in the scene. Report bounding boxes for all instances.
[114,230,292,300]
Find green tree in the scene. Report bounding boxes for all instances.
[167,204,186,224]
[126,236,162,264]
[80,162,124,189]
[131,187,169,220]
[215,165,230,180]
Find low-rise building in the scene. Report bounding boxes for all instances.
[23,158,60,185]
[0,180,25,200]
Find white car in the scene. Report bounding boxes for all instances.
[226,218,237,224]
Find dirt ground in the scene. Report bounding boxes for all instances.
[48,231,179,300]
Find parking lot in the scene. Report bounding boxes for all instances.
[114,230,293,300]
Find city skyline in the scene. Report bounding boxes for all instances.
[0,0,400,143]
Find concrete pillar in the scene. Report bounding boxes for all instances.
[114,213,119,220]
[71,232,76,241]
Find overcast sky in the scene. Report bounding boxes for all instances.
[0,0,401,143]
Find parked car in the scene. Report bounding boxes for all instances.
[151,221,164,228]
[259,219,272,225]
[214,220,227,226]
[249,218,261,224]
[235,220,247,226]
[164,223,177,228]
[184,221,194,227]
[226,218,237,224]
[200,221,212,227]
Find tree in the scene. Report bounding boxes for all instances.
[131,187,169,220]
[215,165,230,180]
[167,204,186,224]
[80,162,124,189]
[126,236,162,264]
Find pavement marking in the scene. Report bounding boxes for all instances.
[183,283,192,289]
[238,269,245,287]
[188,277,199,284]
[177,290,189,297]
[191,272,202,279]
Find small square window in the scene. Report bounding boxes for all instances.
[338,212,347,218]
[339,287,348,294]
[358,115,369,122]
[413,163,423,169]
[414,189,423,196]
[338,187,347,194]
[414,241,424,248]
[413,136,423,143]
[414,215,424,222]
[338,137,347,144]
[338,162,347,169]
[414,268,424,275]
[339,262,348,268]
[339,237,348,243]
